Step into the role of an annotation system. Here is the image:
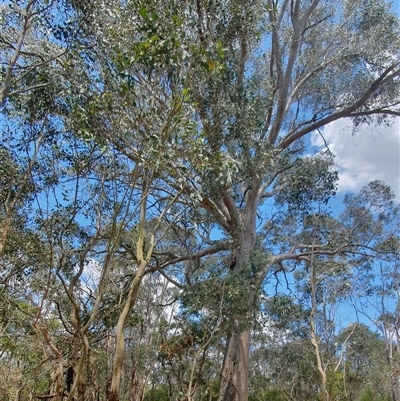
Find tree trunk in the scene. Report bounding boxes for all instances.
[38,326,64,401]
[218,201,257,401]
[77,371,86,401]
[387,339,399,401]
[309,256,329,401]
[219,329,250,401]
[129,368,144,401]
[109,175,154,401]
[108,263,147,401]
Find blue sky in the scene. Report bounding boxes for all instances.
[309,1,400,202]
[312,118,400,200]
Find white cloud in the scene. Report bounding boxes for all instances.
[311,119,400,198]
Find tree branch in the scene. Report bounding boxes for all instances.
[279,64,400,149]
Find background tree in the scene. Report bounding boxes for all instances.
[337,323,389,401]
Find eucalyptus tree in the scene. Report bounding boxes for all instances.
[0,0,73,106]
[0,123,123,400]
[0,0,80,256]
[1,2,200,400]
[63,0,400,400]
[348,205,400,401]
[288,180,400,401]
[172,1,400,399]
[0,170,52,401]
[336,323,389,401]
[0,67,74,399]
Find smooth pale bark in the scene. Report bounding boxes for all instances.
[108,214,171,400]
[109,171,166,401]
[108,261,147,401]
[310,313,328,401]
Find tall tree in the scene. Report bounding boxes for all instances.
[175,2,400,399]
[65,1,400,400]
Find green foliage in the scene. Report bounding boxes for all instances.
[276,152,338,215]
[340,180,399,246]
[249,389,286,401]
[180,250,268,330]
[263,294,309,337]
[144,385,170,401]
[359,388,389,401]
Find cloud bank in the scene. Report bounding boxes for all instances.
[311,119,400,198]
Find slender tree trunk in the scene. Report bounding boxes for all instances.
[77,368,87,401]
[387,338,399,401]
[108,263,147,401]
[39,326,64,401]
[66,326,89,401]
[108,172,166,401]
[309,255,329,401]
[129,368,144,401]
[68,331,80,399]
[0,212,14,257]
